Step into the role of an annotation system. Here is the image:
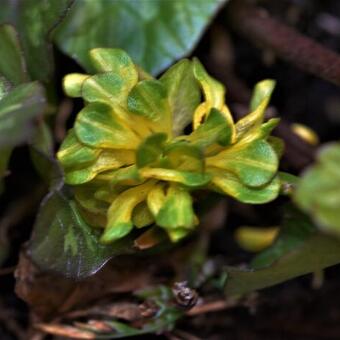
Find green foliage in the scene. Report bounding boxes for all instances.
[295,143,340,236]
[225,233,340,296]
[1,0,338,305]
[30,185,135,278]
[0,82,46,147]
[0,24,27,85]
[251,206,316,269]
[55,0,226,75]
[57,48,282,246]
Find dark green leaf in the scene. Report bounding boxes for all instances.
[29,187,135,278]
[251,206,315,269]
[0,24,27,85]
[29,120,55,182]
[0,82,46,147]
[17,0,75,81]
[55,0,226,75]
[224,232,340,296]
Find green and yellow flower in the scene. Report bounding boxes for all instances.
[57,48,282,244]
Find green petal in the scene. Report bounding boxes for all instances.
[268,136,285,159]
[74,184,109,215]
[235,79,275,141]
[132,202,154,228]
[57,129,99,169]
[136,133,167,168]
[250,79,276,112]
[101,181,155,243]
[186,108,235,149]
[156,184,196,230]
[75,102,140,149]
[82,72,135,113]
[207,139,278,187]
[140,167,211,188]
[164,141,204,172]
[127,79,172,135]
[192,58,234,132]
[210,168,280,204]
[65,149,135,185]
[160,59,200,136]
[147,183,166,217]
[109,165,143,186]
[240,118,280,145]
[63,73,89,98]
[89,48,138,77]
[193,58,225,110]
[167,228,191,242]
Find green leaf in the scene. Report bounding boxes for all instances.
[57,129,99,169]
[210,169,280,204]
[29,120,55,181]
[29,187,135,278]
[164,141,204,172]
[251,206,316,269]
[0,76,11,100]
[0,82,46,147]
[224,232,340,296]
[207,139,278,187]
[136,133,167,168]
[127,79,171,134]
[55,0,226,75]
[295,143,340,236]
[249,79,276,112]
[102,181,155,243]
[193,57,225,110]
[89,48,138,76]
[64,150,135,185]
[235,79,275,141]
[17,0,75,81]
[156,184,196,231]
[81,72,136,110]
[140,167,211,188]
[0,24,27,85]
[187,108,234,148]
[75,102,140,149]
[160,59,200,135]
[132,202,154,228]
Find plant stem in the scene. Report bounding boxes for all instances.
[227,0,340,86]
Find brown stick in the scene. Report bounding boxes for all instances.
[227,0,340,86]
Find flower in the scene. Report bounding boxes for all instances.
[57,48,282,244]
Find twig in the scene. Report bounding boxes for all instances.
[227,0,340,86]
[186,299,237,316]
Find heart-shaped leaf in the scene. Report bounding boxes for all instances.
[29,186,135,278]
[55,0,227,75]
